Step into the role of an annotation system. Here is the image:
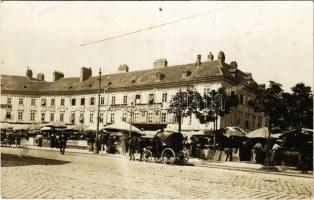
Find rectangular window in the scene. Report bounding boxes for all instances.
[162,93,167,103]
[41,112,45,121]
[81,98,85,106]
[71,98,76,106]
[31,99,36,106]
[99,113,104,123]
[100,97,105,105]
[79,113,84,123]
[30,112,35,121]
[240,94,244,104]
[41,99,46,106]
[19,98,23,105]
[90,97,95,105]
[18,111,23,120]
[134,113,139,123]
[50,113,54,122]
[51,99,55,106]
[148,94,155,104]
[6,111,11,119]
[122,113,127,122]
[71,112,75,124]
[111,96,116,105]
[61,98,65,106]
[123,96,127,104]
[135,95,141,104]
[110,113,115,123]
[7,98,11,105]
[60,113,64,122]
[161,113,166,123]
[90,112,94,123]
[148,113,153,123]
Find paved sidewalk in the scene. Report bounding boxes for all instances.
[2,147,313,199]
[3,145,313,178]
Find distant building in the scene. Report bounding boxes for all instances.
[0,51,267,131]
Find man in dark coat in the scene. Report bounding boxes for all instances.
[59,133,67,155]
[128,136,136,161]
[137,136,144,162]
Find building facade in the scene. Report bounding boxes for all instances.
[0,51,267,132]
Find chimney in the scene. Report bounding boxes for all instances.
[230,61,238,69]
[153,58,168,69]
[53,71,64,81]
[228,68,237,78]
[207,52,214,62]
[244,73,252,80]
[258,84,266,90]
[26,67,33,79]
[80,67,92,82]
[118,64,129,72]
[218,51,225,63]
[37,73,45,81]
[196,54,201,66]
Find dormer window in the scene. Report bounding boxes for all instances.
[182,70,191,78]
[156,72,165,80]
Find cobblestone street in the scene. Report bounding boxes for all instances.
[1,149,313,199]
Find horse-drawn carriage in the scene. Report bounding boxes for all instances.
[142,131,189,165]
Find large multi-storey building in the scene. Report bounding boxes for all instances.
[0,51,267,132]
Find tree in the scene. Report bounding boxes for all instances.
[248,81,286,132]
[283,83,313,130]
[194,87,237,125]
[169,88,203,133]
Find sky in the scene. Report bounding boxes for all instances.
[0,1,313,92]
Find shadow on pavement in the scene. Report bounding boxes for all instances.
[1,153,70,167]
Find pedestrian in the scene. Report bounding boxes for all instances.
[137,136,144,162]
[128,136,136,161]
[59,133,67,155]
[254,142,263,164]
[270,142,281,166]
[225,147,233,161]
[18,133,29,157]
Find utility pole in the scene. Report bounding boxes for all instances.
[95,68,101,154]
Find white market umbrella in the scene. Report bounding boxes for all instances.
[45,121,67,128]
[222,126,247,137]
[40,126,52,131]
[246,127,280,139]
[66,124,88,132]
[0,122,13,130]
[86,124,98,131]
[104,121,142,134]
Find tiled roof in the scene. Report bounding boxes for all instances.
[1,60,258,95]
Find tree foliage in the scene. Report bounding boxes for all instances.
[248,81,286,129]
[194,87,233,124]
[169,88,203,133]
[283,83,313,129]
[249,81,313,130]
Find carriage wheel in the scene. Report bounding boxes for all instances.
[143,150,153,162]
[161,148,176,165]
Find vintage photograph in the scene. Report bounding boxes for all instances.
[0,1,313,199]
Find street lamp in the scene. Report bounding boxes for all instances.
[94,68,102,154]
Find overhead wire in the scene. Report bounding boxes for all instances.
[80,2,246,47]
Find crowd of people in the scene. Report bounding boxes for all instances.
[1,127,312,172]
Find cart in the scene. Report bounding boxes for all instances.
[142,131,189,165]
